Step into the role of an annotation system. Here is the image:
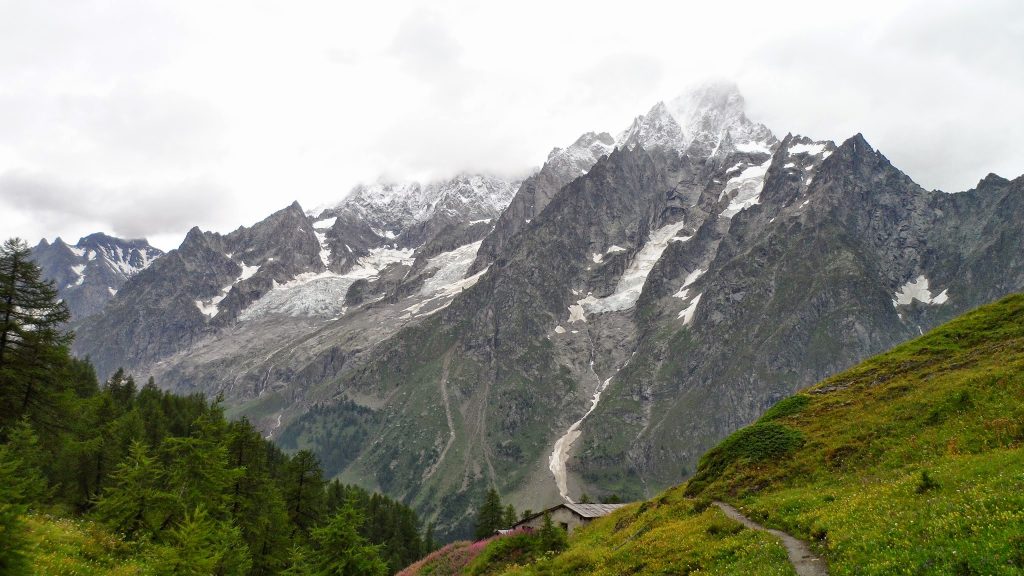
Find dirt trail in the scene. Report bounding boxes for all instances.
[714,502,829,576]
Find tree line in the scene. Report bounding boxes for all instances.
[0,238,432,575]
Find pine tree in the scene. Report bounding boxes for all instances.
[538,511,568,552]
[309,504,387,576]
[94,440,175,540]
[0,445,31,575]
[3,419,49,504]
[105,368,137,409]
[284,450,326,540]
[503,504,517,529]
[225,420,291,574]
[161,434,238,522]
[474,487,504,539]
[0,238,72,434]
[152,506,252,576]
[280,545,314,576]
[423,522,437,553]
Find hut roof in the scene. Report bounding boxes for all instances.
[512,502,629,528]
[562,502,628,518]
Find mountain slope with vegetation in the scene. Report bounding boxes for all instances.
[0,238,433,575]
[457,294,1024,575]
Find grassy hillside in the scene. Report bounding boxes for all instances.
[22,514,152,575]
[459,294,1024,575]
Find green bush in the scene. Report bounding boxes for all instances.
[760,394,811,421]
[915,470,940,494]
[686,422,804,495]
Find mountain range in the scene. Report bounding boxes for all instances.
[31,233,163,319]
[32,80,1024,539]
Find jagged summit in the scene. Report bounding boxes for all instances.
[43,80,1024,542]
[31,232,164,320]
[975,172,1010,190]
[319,173,519,249]
[617,81,777,158]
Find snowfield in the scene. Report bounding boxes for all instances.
[239,247,414,320]
[720,159,771,218]
[893,275,949,307]
[574,220,688,317]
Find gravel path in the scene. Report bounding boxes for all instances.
[714,501,829,576]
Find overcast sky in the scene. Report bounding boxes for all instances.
[2,0,1022,251]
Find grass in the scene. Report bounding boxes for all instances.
[459,294,1024,576]
[685,293,1024,574]
[496,493,795,575]
[24,514,152,575]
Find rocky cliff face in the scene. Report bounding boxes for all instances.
[56,83,1024,541]
[279,129,1023,539]
[70,174,519,384]
[31,233,163,320]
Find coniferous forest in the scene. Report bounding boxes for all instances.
[0,237,432,575]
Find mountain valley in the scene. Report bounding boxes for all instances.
[33,81,1024,539]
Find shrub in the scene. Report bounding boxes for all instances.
[915,470,940,494]
[760,394,811,421]
[686,423,805,495]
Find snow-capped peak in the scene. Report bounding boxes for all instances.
[325,174,519,239]
[544,132,616,176]
[617,80,776,158]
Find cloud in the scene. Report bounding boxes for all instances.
[1,0,1022,249]
[389,9,464,81]
[735,0,1024,191]
[0,170,233,247]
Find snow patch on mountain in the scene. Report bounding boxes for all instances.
[400,241,490,318]
[788,142,826,156]
[549,374,616,502]
[567,303,587,323]
[195,261,263,319]
[329,174,518,239]
[69,264,86,287]
[238,247,415,320]
[418,242,482,298]
[314,230,332,267]
[576,220,688,315]
[313,217,337,229]
[720,159,771,218]
[893,276,949,307]
[673,269,706,298]
[678,293,703,324]
[195,297,224,318]
[238,263,260,282]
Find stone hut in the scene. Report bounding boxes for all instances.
[512,502,627,535]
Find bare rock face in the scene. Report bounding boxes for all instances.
[51,84,1024,542]
[283,129,1023,540]
[31,233,163,320]
[69,175,520,382]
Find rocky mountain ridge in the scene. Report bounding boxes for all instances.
[31,233,164,320]
[47,81,1024,540]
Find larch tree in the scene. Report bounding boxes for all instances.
[0,238,72,434]
[474,487,504,539]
